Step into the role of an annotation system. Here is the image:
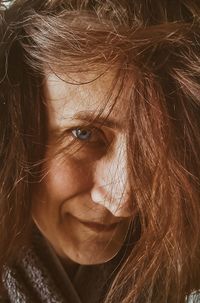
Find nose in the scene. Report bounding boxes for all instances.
[90,136,132,218]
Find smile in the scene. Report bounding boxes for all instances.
[75,217,119,233]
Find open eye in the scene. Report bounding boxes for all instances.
[72,128,92,141]
[71,127,108,146]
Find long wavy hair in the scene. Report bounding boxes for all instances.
[0,0,200,302]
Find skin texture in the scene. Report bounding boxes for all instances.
[32,70,133,266]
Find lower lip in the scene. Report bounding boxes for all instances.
[74,217,119,233]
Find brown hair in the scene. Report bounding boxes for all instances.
[1,0,200,302]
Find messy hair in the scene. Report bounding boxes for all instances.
[0,1,200,302]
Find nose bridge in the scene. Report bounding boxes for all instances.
[90,136,131,217]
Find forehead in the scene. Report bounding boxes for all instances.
[44,69,128,130]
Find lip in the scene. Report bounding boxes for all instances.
[74,217,119,233]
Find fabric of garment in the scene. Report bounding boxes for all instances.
[1,225,199,303]
[1,228,130,303]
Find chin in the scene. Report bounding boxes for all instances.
[62,240,123,265]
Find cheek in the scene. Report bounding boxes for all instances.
[33,155,93,206]
[43,160,76,201]
[32,156,86,232]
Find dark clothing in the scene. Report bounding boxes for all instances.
[2,229,129,303]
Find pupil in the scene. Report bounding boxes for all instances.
[76,128,91,140]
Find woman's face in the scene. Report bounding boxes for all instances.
[32,70,133,265]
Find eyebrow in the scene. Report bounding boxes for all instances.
[73,111,124,130]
